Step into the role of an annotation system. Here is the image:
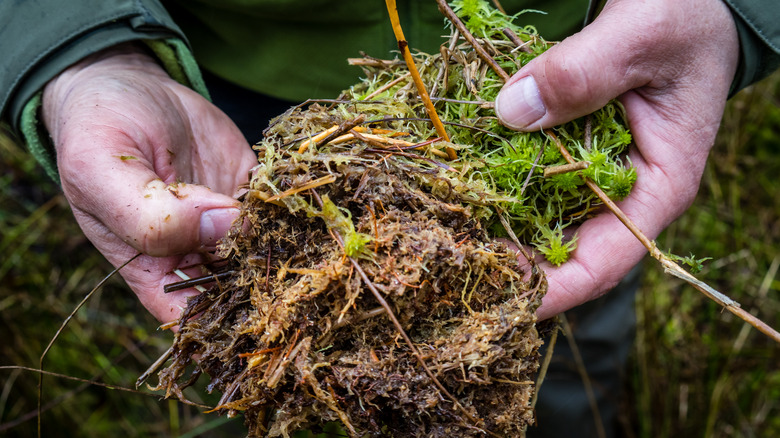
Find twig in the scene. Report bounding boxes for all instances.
[265,174,338,203]
[163,271,232,293]
[559,314,607,438]
[543,161,590,178]
[4,365,211,406]
[502,28,533,54]
[520,145,545,198]
[491,0,507,14]
[331,307,387,330]
[385,0,457,160]
[136,346,174,388]
[297,125,339,154]
[298,115,366,153]
[367,116,515,151]
[318,114,367,148]
[349,130,450,159]
[545,129,780,345]
[38,253,141,437]
[363,73,411,101]
[435,0,511,83]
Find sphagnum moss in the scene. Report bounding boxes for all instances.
[149,2,634,436]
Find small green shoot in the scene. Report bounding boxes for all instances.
[664,250,711,274]
[535,223,578,266]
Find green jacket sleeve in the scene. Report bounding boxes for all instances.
[723,0,780,94]
[0,0,206,180]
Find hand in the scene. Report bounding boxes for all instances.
[494,0,739,319]
[43,43,257,323]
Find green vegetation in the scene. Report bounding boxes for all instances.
[1,27,779,438]
[0,125,245,436]
[628,72,780,438]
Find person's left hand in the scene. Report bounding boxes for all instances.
[494,0,740,319]
[43,43,257,323]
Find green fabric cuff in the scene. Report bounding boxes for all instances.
[144,38,211,101]
[20,93,59,182]
[22,38,210,182]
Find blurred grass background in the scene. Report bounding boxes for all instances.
[1,71,779,437]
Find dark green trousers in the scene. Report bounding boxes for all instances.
[528,266,640,438]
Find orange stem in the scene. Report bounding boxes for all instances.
[385,0,456,160]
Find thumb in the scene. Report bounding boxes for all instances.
[495,3,653,130]
[126,179,241,255]
[61,152,242,257]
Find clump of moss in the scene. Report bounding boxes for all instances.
[347,1,633,264]
[150,2,633,436]
[155,130,548,435]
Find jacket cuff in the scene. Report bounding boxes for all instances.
[144,39,210,100]
[723,0,780,96]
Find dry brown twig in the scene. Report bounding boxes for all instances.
[435,0,511,83]
[545,130,780,345]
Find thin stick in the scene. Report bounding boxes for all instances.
[543,161,590,178]
[136,347,174,388]
[350,130,450,159]
[297,115,366,153]
[545,129,780,345]
[163,271,232,293]
[38,253,141,437]
[3,365,212,404]
[363,73,410,101]
[435,0,511,83]
[297,125,338,154]
[318,114,367,148]
[520,145,545,198]
[385,0,457,160]
[502,28,533,54]
[559,314,607,438]
[265,174,338,203]
[491,0,507,14]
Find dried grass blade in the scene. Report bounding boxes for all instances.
[38,253,141,437]
[265,174,338,203]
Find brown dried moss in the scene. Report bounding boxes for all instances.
[152,101,548,436]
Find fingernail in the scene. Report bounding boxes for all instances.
[199,208,240,246]
[495,76,546,130]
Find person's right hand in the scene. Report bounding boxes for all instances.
[43,43,257,323]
